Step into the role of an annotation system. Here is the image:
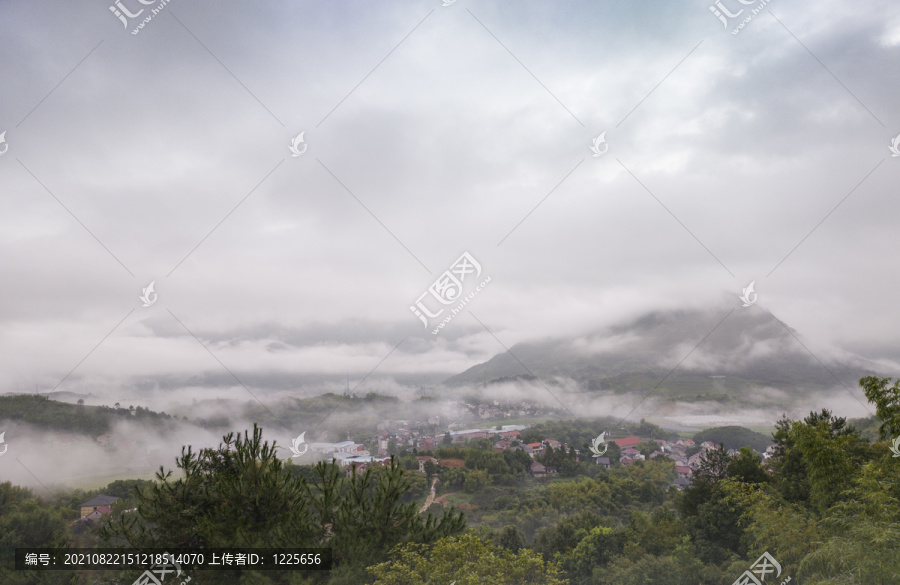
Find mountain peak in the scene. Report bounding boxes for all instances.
[443,307,875,400]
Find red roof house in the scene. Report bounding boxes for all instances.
[79,495,119,518]
[613,436,641,448]
[527,442,544,455]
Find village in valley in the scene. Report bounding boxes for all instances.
[305,426,776,490]
[68,395,781,528]
[286,397,779,492]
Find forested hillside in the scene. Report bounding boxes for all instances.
[0,394,177,436]
[691,426,772,451]
[0,375,898,584]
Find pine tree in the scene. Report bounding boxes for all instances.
[101,425,467,581]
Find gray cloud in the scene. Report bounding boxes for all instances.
[0,0,897,420]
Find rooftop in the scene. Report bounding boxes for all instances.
[80,495,119,508]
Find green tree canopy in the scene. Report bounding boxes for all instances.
[691,426,773,452]
[101,424,466,582]
[496,525,528,553]
[367,531,568,584]
[860,376,900,438]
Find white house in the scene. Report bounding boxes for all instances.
[309,441,368,457]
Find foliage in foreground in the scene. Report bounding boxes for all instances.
[1,376,899,584]
[96,424,465,584]
[367,531,568,585]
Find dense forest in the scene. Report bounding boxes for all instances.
[0,375,898,584]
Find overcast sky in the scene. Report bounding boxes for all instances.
[1,0,899,408]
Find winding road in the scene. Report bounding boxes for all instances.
[419,477,438,513]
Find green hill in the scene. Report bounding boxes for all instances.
[0,394,173,436]
[691,425,774,451]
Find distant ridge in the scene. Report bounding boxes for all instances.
[1,390,101,404]
[443,308,879,401]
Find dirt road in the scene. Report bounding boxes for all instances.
[419,477,438,513]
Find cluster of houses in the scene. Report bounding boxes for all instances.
[470,400,544,419]
[314,424,778,492]
[393,432,755,487]
[370,423,531,456]
[306,426,534,474]
[607,436,776,490]
[371,402,550,451]
[393,429,572,479]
